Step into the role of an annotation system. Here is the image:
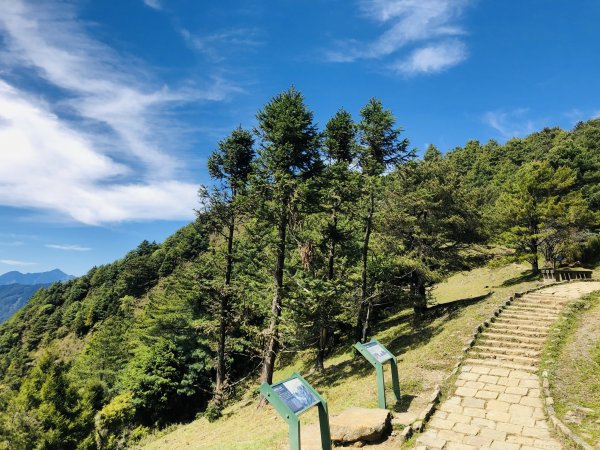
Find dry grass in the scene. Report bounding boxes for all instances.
[542,292,600,448]
[139,263,540,450]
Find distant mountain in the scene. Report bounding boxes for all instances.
[0,269,75,323]
[0,268,74,286]
[0,283,51,323]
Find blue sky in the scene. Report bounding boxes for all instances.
[0,0,599,276]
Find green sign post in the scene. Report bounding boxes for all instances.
[354,339,401,409]
[260,372,332,450]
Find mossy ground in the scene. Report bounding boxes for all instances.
[139,263,540,450]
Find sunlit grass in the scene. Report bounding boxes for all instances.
[139,263,539,449]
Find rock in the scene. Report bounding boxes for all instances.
[564,410,581,424]
[352,441,365,447]
[575,405,594,415]
[330,407,392,444]
[392,411,418,427]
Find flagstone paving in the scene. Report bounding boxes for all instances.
[415,281,600,450]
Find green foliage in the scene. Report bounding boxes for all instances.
[1,90,599,448]
[94,392,135,450]
[493,161,595,271]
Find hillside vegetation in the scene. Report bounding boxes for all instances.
[140,263,539,450]
[0,89,599,449]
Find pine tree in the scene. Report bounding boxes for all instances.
[200,126,254,414]
[253,87,321,392]
[355,98,411,342]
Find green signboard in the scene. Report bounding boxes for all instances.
[260,372,332,450]
[354,339,401,409]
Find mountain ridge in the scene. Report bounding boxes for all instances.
[0,269,75,323]
[0,268,74,286]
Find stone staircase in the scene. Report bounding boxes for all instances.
[415,282,600,449]
[464,292,570,373]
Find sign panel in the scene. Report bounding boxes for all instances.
[260,372,332,450]
[354,339,400,409]
[272,377,319,414]
[364,341,392,363]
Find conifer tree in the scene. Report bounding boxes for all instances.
[253,87,321,390]
[355,98,411,342]
[201,127,254,414]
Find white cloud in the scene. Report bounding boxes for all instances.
[393,40,466,74]
[326,0,472,74]
[483,109,539,139]
[0,1,238,224]
[45,244,92,251]
[0,259,36,267]
[180,28,262,61]
[143,0,162,10]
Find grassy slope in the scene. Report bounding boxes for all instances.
[541,292,600,447]
[139,263,540,450]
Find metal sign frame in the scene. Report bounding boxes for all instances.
[260,372,332,450]
[354,339,401,409]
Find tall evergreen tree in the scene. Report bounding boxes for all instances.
[200,127,254,414]
[355,98,411,342]
[253,87,321,390]
[315,108,357,368]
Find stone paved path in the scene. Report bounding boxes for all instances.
[415,281,600,450]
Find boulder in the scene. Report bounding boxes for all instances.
[330,407,392,444]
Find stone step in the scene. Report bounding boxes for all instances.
[490,324,549,337]
[515,299,565,309]
[525,292,570,299]
[490,321,550,333]
[506,306,561,318]
[464,357,537,373]
[511,301,563,311]
[478,337,542,350]
[517,298,568,307]
[471,349,539,366]
[495,316,554,326]
[500,310,558,321]
[474,345,541,358]
[482,331,547,345]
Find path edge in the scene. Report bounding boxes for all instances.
[405,278,599,446]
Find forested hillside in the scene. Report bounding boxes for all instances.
[0,89,598,449]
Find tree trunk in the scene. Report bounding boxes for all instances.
[259,200,287,404]
[315,205,337,371]
[412,275,427,316]
[361,299,372,343]
[356,189,374,343]
[215,212,235,405]
[530,237,539,274]
[315,327,326,371]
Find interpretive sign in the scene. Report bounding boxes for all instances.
[272,377,319,414]
[354,339,401,409]
[260,372,331,450]
[363,341,393,363]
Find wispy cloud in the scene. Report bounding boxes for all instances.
[0,1,240,224]
[483,108,540,139]
[393,40,467,75]
[143,0,162,10]
[180,27,263,62]
[45,244,92,251]
[0,259,36,267]
[326,0,472,74]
